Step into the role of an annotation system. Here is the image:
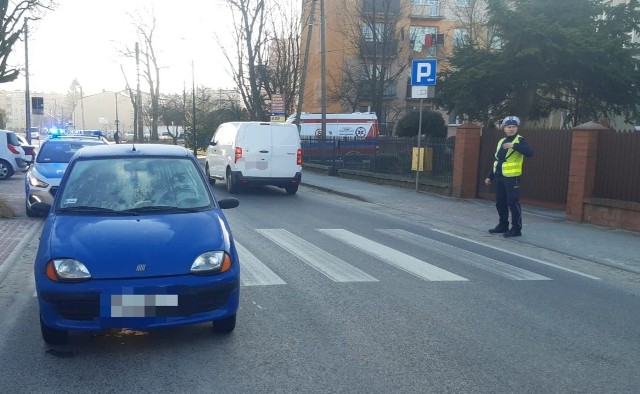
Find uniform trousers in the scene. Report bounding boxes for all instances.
[494,176,522,230]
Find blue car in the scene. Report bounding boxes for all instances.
[32,144,240,344]
[25,135,108,217]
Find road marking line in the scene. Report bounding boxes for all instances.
[318,229,468,282]
[430,229,601,280]
[257,229,378,283]
[379,229,551,281]
[235,242,286,287]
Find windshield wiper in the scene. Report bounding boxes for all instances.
[119,205,200,214]
[58,206,127,214]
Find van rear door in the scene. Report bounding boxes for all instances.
[270,124,301,178]
[239,124,273,178]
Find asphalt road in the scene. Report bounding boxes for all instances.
[0,174,639,393]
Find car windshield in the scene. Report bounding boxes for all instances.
[56,157,213,212]
[37,140,104,163]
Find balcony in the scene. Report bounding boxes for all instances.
[359,81,398,99]
[410,4,442,19]
[361,0,401,15]
[360,40,398,58]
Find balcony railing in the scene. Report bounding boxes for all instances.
[360,40,398,58]
[362,0,401,15]
[410,4,442,19]
[359,81,398,98]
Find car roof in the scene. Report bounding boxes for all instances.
[74,143,192,159]
[44,135,106,143]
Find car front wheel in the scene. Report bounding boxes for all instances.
[40,316,68,345]
[212,313,236,333]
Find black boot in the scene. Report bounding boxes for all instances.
[488,223,509,234]
[503,228,522,238]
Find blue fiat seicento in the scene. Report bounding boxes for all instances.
[32,144,240,344]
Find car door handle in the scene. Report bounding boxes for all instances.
[259,150,269,153]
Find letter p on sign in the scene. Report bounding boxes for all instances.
[411,59,437,86]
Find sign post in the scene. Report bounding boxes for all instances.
[411,59,437,192]
[270,94,286,122]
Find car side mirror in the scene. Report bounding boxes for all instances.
[209,141,217,146]
[217,198,239,209]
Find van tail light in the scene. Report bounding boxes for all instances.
[7,144,20,154]
[234,147,243,163]
[296,149,303,165]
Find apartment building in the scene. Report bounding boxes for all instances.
[300,0,482,134]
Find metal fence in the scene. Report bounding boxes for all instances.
[301,136,454,182]
[594,129,640,203]
[477,127,573,210]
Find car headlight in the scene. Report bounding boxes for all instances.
[46,258,92,282]
[28,173,49,188]
[190,251,232,274]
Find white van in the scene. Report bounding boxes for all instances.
[205,122,302,194]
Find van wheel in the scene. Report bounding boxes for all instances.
[40,316,68,345]
[0,159,13,180]
[226,170,238,194]
[205,164,216,185]
[285,184,298,195]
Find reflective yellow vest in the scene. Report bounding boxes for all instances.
[493,135,524,177]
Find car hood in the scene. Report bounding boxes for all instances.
[44,211,232,279]
[34,162,68,180]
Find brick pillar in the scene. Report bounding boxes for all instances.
[566,121,605,222]
[452,123,481,198]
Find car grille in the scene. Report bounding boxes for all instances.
[41,282,237,321]
[49,186,58,197]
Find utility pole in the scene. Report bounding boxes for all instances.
[192,61,197,157]
[115,92,120,136]
[295,0,317,132]
[136,42,142,143]
[80,85,86,129]
[24,18,31,144]
[320,0,327,139]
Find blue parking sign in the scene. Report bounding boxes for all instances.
[411,59,437,86]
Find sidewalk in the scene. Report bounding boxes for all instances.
[300,171,640,274]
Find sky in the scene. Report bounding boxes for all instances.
[3,0,237,96]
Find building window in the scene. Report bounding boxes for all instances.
[362,22,387,42]
[362,64,390,80]
[410,26,437,56]
[454,28,469,46]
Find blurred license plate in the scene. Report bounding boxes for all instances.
[111,294,178,317]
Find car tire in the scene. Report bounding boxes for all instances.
[226,170,238,194]
[40,316,68,345]
[205,164,216,186]
[25,200,38,218]
[212,313,236,333]
[0,159,14,180]
[285,184,298,195]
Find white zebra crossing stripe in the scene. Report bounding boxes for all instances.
[257,229,378,283]
[430,229,601,280]
[378,229,552,281]
[318,229,468,282]
[235,242,286,286]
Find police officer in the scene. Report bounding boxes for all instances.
[484,116,534,237]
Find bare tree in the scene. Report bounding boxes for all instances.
[218,0,269,121]
[260,2,301,117]
[0,0,53,84]
[119,9,161,141]
[329,0,408,127]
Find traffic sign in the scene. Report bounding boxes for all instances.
[411,59,437,86]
